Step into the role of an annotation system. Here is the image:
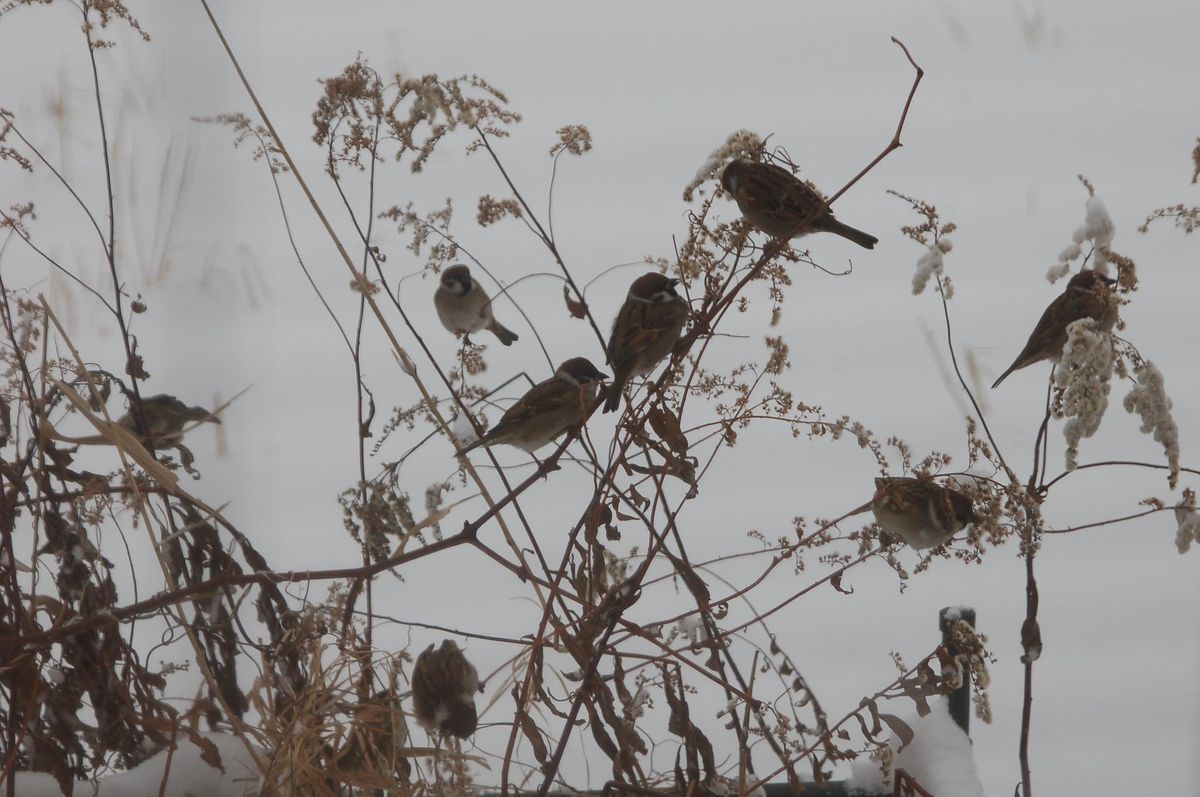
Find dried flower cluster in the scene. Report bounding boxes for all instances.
[550,124,593,157]
[1053,319,1115,470]
[1047,179,1121,284]
[1174,490,1199,554]
[1122,360,1181,488]
[2,20,1194,797]
[890,191,958,297]
[683,129,764,202]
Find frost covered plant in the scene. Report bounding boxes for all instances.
[889,190,957,296]
[1174,490,1199,554]
[1123,360,1181,488]
[1053,319,1114,470]
[912,238,953,296]
[1048,177,1118,283]
[683,129,764,201]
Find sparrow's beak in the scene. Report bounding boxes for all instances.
[667,278,681,288]
[1100,275,1117,286]
[597,371,610,381]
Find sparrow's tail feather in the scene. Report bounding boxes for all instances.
[991,362,1020,389]
[489,322,519,346]
[458,437,486,456]
[823,218,878,250]
[602,375,626,414]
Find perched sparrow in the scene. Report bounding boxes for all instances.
[991,269,1118,388]
[872,476,978,550]
[459,357,608,454]
[604,273,689,414]
[410,640,482,739]
[118,394,220,448]
[434,264,519,346]
[720,159,878,249]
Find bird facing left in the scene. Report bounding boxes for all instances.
[434,264,519,346]
[721,158,878,249]
[458,357,609,455]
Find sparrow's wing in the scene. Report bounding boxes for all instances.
[776,175,830,225]
[1005,290,1079,375]
[876,477,937,511]
[609,301,686,373]
[485,377,582,440]
[736,162,814,223]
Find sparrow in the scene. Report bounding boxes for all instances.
[459,357,608,454]
[434,264,519,346]
[410,639,482,739]
[991,269,1118,388]
[720,159,878,249]
[604,272,689,414]
[872,476,978,550]
[115,394,220,448]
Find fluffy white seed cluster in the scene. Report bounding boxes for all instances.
[677,614,706,644]
[451,410,479,447]
[1053,319,1114,470]
[683,129,764,202]
[1123,360,1181,488]
[1174,492,1199,554]
[912,237,953,295]
[1047,195,1116,283]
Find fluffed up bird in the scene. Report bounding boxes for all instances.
[604,273,689,414]
[435,264,519,346]
[118,394,220,448]
[410,640,482,739]
[991,269,1118,388]
[872,476,978,550]
[721,159,878,249]
[459,357,608,454]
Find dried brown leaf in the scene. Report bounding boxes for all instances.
[879,712,915,752]
[563,285,588,319]
[648,407,689,456]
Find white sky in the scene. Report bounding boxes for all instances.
[2,1,1198,795]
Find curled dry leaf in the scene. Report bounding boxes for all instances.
[517,710,549,765]
[879,712,915,752]
[563,285,588,320]
[649,407,689,456]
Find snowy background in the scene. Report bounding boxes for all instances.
[2,1,1198,794]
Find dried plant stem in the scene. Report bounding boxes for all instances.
[79,3,148,432]
[1019,547,1038,797]
[1040,459,1200,491]
[748,645,948,791]
[37,297,267,776]
[824,37,924,208]
[197,0,561,621]
[475,130,609,352]
[935,276,1015,482]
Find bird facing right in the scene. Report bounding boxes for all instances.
[991,269,1118,388]
[410,639,482,739]
[118,394,221,448]
[872,476,978,550]
[720,158,878,249]
[459,357,608,454]
[604,272,689,414]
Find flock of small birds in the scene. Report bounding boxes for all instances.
[98,156,1117,741]
[411,156,1120,738]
